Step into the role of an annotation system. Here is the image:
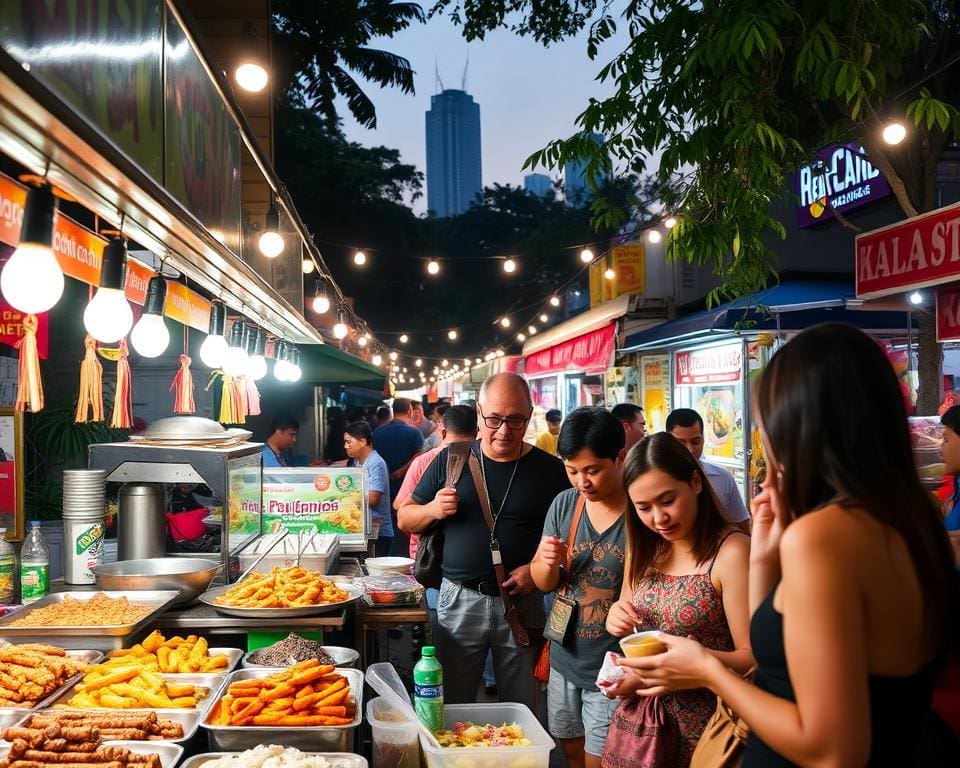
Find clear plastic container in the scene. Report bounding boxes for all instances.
[420,702,555,768]
[362,574,424,607]
[367,697,420,768]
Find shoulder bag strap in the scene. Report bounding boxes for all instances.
[467,452,516,615]
[558,495,587,597]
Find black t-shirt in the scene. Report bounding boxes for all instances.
[411,440,570,583]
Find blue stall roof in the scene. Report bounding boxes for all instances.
[622,281,913,351]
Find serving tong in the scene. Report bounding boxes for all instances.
[237,530,289,581]
[295,528,319,566]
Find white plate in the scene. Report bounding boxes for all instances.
[198,583,362,618]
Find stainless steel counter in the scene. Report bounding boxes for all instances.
[152,601,347,633]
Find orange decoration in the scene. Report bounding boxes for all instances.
[14,314,43,413]
[74,335,104,423]
[110,339,133,429]
[171,354,196,414]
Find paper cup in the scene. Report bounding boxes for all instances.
[619,631,667,658]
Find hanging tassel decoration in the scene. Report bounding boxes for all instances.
[74,334,104,423]
[207,371,245,425]
[244,376,261,417]
[15,314,44,413]
[110,338,133,429]
[170,354,196,414]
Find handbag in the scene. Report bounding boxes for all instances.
[601,695,680,768]
[413,441,471,589]
[689,669,755,768]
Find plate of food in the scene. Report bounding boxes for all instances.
[199,567,361,618]
[700,390,736,447]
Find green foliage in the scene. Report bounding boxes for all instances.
[273,1,426,129]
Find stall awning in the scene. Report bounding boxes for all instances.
[622,281,914,351]
[299,344,387,390]
[523,294,632,357]
[523,323,617,377]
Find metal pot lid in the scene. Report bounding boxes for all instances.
[141,416,228,440]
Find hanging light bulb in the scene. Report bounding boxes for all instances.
[496,349,505,357]
[222,320,250,377]
[302,258,315,274]
[372,353,383,366]
[259,201,284,257]
[539,313,549,323]
[84,237,133,343]
[549,295,561,307]
[503,258,517,274]
[604,266,616,280]
[647,229,662,244]
[427,260,440,275]
[353,250,367,266]
[447,329,458,341]
[528,325,537,335]
[1,183,63,314]
[246,327,268,380]
[474,358,481,365]
[463,358,471,366]
[200,300,228,368]
[517,333,526,342]
[664,216,678,229]
[415,358,422,367]
[441,359,449,367]
[499,317,511,328]
[580,248,594,263]
[882,120,907,146]
[333,310,348,340]
[389,351,398,361]
[287,347,302,382]
[357,334,368,347]
[311,282,330,314]
[272,341,289,381]
[235,62,269,92]
[399,333,409,344]
[129,274,169,358]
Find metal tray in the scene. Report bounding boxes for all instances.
[47,672,226,715]
[0,649,104,713]
[0,709,26,731]
[201,667,363,751]
[20,708,202,744]
[181,751,367,768]
[199,583,362,618]
[0,591,181,650]
[0,740,183,768]
[103,647,242,676]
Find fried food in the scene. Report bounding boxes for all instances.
[23,711,183,740]
[0,722,165,768]
[9,594,152,628]
[0,644,88,708]
[62,664,207,709]
[209,660,355,727]
[213,567,349,609]
[104,631,230,673]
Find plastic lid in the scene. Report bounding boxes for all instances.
[422,646,436,657]
[365,662,440,747]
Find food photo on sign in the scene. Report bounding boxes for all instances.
[262,467,368,544]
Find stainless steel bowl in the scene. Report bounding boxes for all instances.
[141,416,228,440]
[91,558,220,606]
[241,645,360,669]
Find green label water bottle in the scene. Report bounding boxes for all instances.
[20,521,49,604]
[413,645,444,732]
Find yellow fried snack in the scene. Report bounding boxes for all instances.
[212,566,349,609]
[62,664,208,709]
[0,644,89,707]
[105,631,230,673]
[9,593,152,627]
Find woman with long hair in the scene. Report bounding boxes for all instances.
[602,432,753,766]
[618,323,959,765]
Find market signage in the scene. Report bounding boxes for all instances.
[164,282,212,333]
[797,143,890,227]
[936,284,960,341]
[0,299,48,358]
[675,344,742,386]
[855,200,960,299]
[522,323,616,377]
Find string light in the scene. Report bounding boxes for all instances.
[496,349,504,357]
[415,358,422,367]
[353,250,367,266]
[503,258,517,274]
[883,121,907,145]
[302,258,315,274]
[311,283,330,314]
[474,358,481,364]
[372,353,383,366]
[579,248,594,263]
[1,182,63,315]
[258,200,284,257]
[604,265,616,280]
[447,329,458,340]
[464,358,471,366]
[647,230,662,244]
[499,317,511,328]
[235,62,268,93]
[528,325,537,335]
[441,359,448,367]
[549,296,561,307]
[664,216,677,229]
[539,313,549,323]
[357,334,368,347]
[517,333,526,342]
[427,260,440,275]
[333,310,348,339]
[389,351,398,361]
[399,333,409,343]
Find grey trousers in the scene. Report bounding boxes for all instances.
[434,578,544,716]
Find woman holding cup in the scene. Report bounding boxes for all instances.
[602,432,753,766]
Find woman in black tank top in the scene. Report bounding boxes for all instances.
[615,324,958,766]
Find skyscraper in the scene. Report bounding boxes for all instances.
[564,132,606,205]
[425,89,482,217]
[523,173,553,198]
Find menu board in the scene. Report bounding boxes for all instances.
[640,355,671,434]
[262,468,367,546]
[226,453,263,556]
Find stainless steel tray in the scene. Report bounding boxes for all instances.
[47,672,226,715]
[0,648,104,712]
[0,740,183,768]
[201,667,363,751]
[181,751,367,768]
[199,583,362,618]
[0,709,25,731]
[103,647,242,676]
[20,708,202,744]
[0,591,181,650]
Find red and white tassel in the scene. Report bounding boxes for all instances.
[170,354,195,414]
[110,339,133,429]
[15,314,43,413]
[74,334,104,423]
[244,376,261,417]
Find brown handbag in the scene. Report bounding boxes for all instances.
[689,670,755,768]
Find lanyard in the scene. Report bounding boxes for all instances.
[478,448,520,550]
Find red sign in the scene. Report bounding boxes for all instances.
[123,257,153,306]
[522,323,616,377]
[675,344,742,386]
[856,200,960,298]
[936,284,960,341]
[0,299,49,359]
[0,175,27,248]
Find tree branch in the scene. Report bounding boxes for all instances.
[859,136,920,217]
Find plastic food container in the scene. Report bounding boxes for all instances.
[362,575,424,607]
[367,697,420,768]
[421,703,555,768]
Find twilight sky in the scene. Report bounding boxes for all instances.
[339,12,628,213]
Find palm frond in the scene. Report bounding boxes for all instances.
[339,47,416,93]
[332,67,379,128]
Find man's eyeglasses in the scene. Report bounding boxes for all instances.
[477,405,530,431]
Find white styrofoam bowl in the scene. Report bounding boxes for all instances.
[364,556,414,576]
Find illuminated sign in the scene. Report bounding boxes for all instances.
[797,143,891,227]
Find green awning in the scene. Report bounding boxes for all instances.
[299,344,387,391]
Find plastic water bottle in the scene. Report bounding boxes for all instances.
[20,521,49,604]
[0,529,14,604]
[413,645,444,732]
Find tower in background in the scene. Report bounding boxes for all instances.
[564,132,607,206]
[425,89,482,217]
[523,173,554,198]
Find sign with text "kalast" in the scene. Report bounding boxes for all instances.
[855,201,960,299]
